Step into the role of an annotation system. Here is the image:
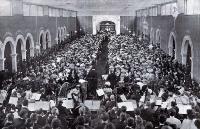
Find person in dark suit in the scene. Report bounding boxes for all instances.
[94,113,109,129]
[86,68,98,96]
[13,108,28,129]
[107,69,117,89]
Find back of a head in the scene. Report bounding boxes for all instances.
[145,121,153,129]
[30,113,38,122]
[51,118,61,129]
[104,122,116,129]
[22,99,28,107]
[135,108,141,116]
[120,112,127,122]
[169,109,176,117]
[76,116,85,126]
[159,114,167,124]
[187,109,196,120]
[121,106,127,113]
[101,112,109,122]
[108,109,117,120]
[127,117,135,127]
[195,119,200,129]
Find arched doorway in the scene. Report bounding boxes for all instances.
[26,38,31,60]
[181,35,193,79]
[25,33,34,58]
[16,39,24,72]
[99,21,116,33]
[46,33,48,49]
[4,42,12,72]
[39,32,45,51]
[57,28,61,44]
[45,30,51,48]
[168,32,176,59]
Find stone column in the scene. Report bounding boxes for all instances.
[168,46,173,57]
[21,49,26,61]
[47,40,51,48]
[55,38,59,44]
[0,58,5,71]
[181,53,187,65]
[11,54,17,72]
[30,47,35,57]
[43,40,47,50]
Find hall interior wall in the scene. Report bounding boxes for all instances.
[135,14,200,82]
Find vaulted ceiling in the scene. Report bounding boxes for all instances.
[23,0,175,15]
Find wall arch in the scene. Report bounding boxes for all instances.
[181,35,194,78]
[3,36,15,55]
[3,36,16,72]
[168,32,177,59]
[15,34,26,52]
[39,30,45,50]
[93,15,120,35]
[25,33,35,57]
[45,29,52,48]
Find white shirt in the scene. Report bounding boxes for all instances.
[166,116,181,129]
[181,119,197,129]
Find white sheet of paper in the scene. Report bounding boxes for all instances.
[177,104,192,114]
[84,100,101,111]
[9,97,18,106]
[28,101,50,111]
[118,102,135,111]
[96,89,105,96]
[62,100,74,109]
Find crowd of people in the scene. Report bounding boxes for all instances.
[0,32,200,129]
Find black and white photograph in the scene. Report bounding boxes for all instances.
[0,0,200,129]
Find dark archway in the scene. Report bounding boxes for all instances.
[16,39,23,72]
[26,38,31,60]
[4,42,12,73]
[99,21,116,33]
[186,40,192,73]
[46,33,49,49]
[40,34,44,50]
